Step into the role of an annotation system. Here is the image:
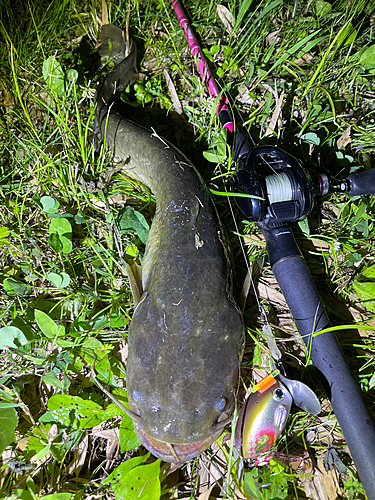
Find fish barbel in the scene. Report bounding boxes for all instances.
[95,26,244,463]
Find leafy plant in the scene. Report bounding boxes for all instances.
[1,0,375,498]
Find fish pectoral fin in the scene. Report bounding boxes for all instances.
[125,261,143,304]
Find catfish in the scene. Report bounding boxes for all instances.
[95,24,244,463]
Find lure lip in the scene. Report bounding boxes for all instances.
[134,422,223,463]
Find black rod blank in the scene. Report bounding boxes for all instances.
[260,223,375,499]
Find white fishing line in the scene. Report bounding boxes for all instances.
[266,172,293,205]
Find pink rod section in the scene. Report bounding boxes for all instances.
[171,0,234,133]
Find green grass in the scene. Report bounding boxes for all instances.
[1,0,375,498]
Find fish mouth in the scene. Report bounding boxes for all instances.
[134,422,224,463]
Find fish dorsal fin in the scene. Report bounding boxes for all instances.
[125,261,143,305]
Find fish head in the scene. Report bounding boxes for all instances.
[235,374,293,461]
[127,294,244,463]
[128,360,239,463]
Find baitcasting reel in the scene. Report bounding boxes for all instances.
[233,145,375,228]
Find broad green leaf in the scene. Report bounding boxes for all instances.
[42,372,70,390]
[119,413,142,452]
[75,210,85,224]
[32,444,50,461]
[49,217,72,236]
[34,309,64,339]
[41,495,74,500]
[48,395,113,429]
[55,338,74,348]
[47,272,71,289]
[203,150,223,163]
[359,44,375,69]
[48,233,62,252]
[66,69,78,83]
[300,132,320,145]
[0,407,18,454]
[0,402,25,408]
[117,460,161,500]
[13,489,36,500]
[40,495,73,500]
[3,278,29,296]
[59,235,73,254]
[101,403,131,420]
[95,355,118,387]
[117,207,149,245]
[350,199,368,229]
[43,56,65,96]
[315,0,331,17]
[40,196,60,214]
[25,435,49,460]
[243,472,263,499]
[353,280,375,313]
[102,454,149,486]
[298,217,310,236]
[0,326,28,349]
[48,218,72,254]
[43,55,64,80]
[362,264,375,279]
[0,226,10,238]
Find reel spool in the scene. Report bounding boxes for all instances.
[233,146,329,228]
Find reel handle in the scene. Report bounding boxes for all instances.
[260,223,375,498]
[346,169,375,196]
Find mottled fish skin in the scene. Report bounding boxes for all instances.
[95,29,244,462]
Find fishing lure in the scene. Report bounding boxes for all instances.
[235,372,292,464]
[235,371,321,464]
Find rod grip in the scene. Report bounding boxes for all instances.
[347,169,375,196]
[260,224,375,497]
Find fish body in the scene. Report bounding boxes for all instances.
[95,28,244,463]
[235,374,293,464]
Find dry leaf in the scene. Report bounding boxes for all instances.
[266,30,280,45]
[91,428,120,441]
[294,52,314,66]
[217,5,234,32]
[236,85,255,107]
[68,435,89,475]
[265,90,285,137]
[318,456,343,499]
[163,69,184,116]
[337,126,351,150]
[198,484,215,500]
[102,0,109,26]
[257,282,287,308]
[47,424,58,445]
[243,233,265,246]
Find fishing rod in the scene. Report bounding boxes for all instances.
[171,0,375,496]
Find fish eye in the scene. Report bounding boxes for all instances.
[216,396,227,411]
[273,388,285,401]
